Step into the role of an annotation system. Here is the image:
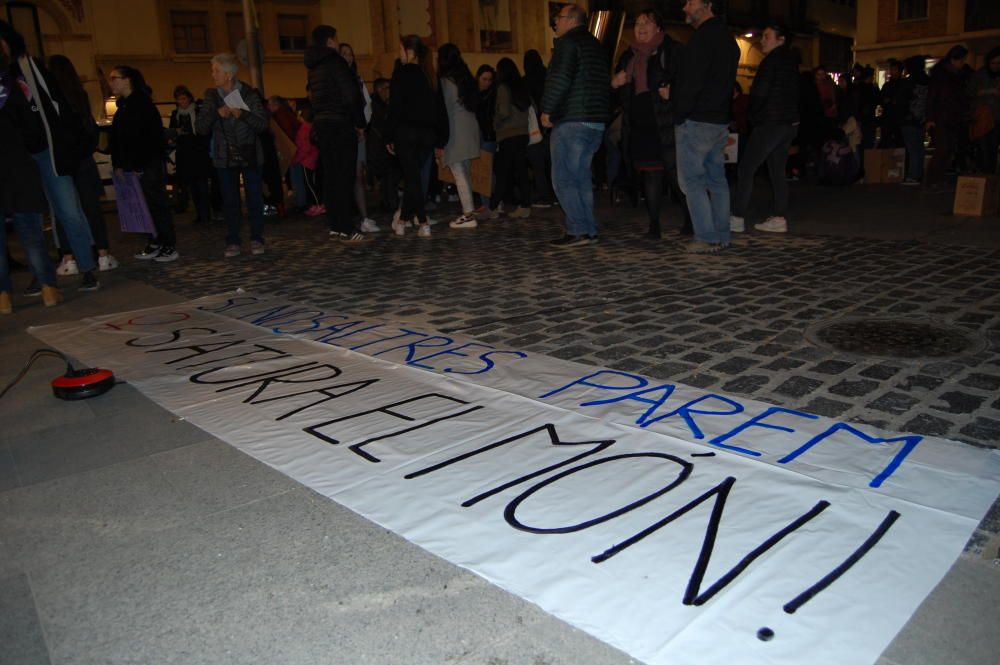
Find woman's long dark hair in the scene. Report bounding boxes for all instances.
[47,54,92,119]
[113,65,153,98]
[495,57,530,111]
[437,43,477,112]
[401,34,436,91]
[523,50,546,107]
[340,42,358,75]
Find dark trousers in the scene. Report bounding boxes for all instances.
[138,160,176,247]
[176,165,212,223]
[316,122,358,234]
[491,134,531,209]
[925,125,959,187]
[733,123,796,219]
[901,124,925,181]
[395,127,434,223]
[217,166,264,245]
[527,133,553,201]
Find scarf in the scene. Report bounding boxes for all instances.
[626,31,665,95]
[176,104,197,133]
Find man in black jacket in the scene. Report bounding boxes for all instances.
[730,23,798,234]
[673,0,739,253]
[305,25,368,242]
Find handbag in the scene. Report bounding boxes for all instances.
[527,104,543,145]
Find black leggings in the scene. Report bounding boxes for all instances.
[395,127,434,223]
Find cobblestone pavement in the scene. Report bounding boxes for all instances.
[108,187,1000,550]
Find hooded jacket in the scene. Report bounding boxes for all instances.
[304,45,365,129]
[748,44,799,126]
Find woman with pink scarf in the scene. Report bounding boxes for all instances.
[611,7,691,239]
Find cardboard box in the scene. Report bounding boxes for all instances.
[438,150,493,196]
[953,175,1000,217]
[863,148,906,184]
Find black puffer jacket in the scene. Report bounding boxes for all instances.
[615,37,683,151]
[305,45,364,129]
[541,25,609,124]
[749,44,799,126]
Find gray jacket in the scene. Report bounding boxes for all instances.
[196,80,267,168]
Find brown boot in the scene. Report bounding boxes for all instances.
[42,285,62,307]
[0,291,11,314]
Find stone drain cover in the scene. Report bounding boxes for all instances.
[805,317,985,360]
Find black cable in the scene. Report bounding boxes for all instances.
[0,349,73,401]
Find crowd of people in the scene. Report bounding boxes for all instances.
[2,1,1000,313]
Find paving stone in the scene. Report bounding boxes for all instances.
[920,362,966,378]
[711,357,758,375]
[644,362,697,381]
[811,359,855,375]
[803,397,853,418]
[681,374,721,389]
[751,343,791,357]
[902,413,955,437]
[859,364,902,380]
[896,374,945,393]
[774,376,824,398]
[867,392,921,416]
[707,341,745,353]
[549,345,594,361]
[595,346,641,361]
[722,375,769,394]
[958,372,1000,392]
[681,352,712,364]
[762,357,806,371]
[932,391,987,415]
[609,358,648,373]
[829,379,881,398]
[958,418,1000,443]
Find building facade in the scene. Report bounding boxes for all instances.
[855,0,1000,68]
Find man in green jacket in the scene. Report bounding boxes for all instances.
[541,4,609,248]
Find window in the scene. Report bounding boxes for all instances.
[965,0,1000,31]
[5,2,44,58]
[227,12,246,53]
[897,0,928,21]
[278,14,308,52]
[171,11,210,53]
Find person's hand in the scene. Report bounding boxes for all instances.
[658,84,670,101]
[230,108,242,119]
[218,106,232,118]
[611,71,628,88]
[386,143,396,156]
[540,112,553,128]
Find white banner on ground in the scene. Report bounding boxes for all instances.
[30,291,1000,665]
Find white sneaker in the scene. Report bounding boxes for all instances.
[360,218,381,233]
[449,214,478,229]
[56,258,79,276]
[426,214,439,226]
[755,216,788,233]
[391,217,406,237]
[417,223,432,238]
[729,215,745,233]
[98,254,119,271]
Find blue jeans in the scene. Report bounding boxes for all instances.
[31,150,96,272]
[675,120,731,244]
[550,122,603,236]
[217,166,264,245]
[1,212,57,293]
